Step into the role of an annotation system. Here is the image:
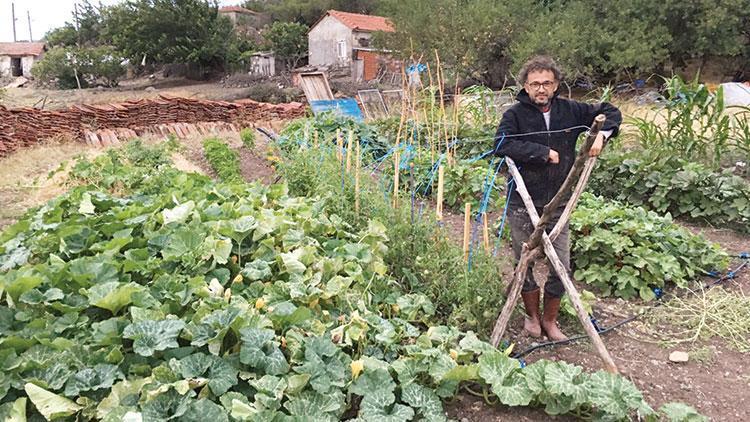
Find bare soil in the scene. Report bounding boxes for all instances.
[0,76,288,110]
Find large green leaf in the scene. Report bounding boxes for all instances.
[359,388,414,422]
[24,382,82,421]
[123,320,186,356]
[64,363,124,396]
[174,353,238,396]
[239,328,289,376]
[177,398,228,422]
[585,371,653,419]
[86,282,146,314]
[478,351,533,406]
[401,383,444,419]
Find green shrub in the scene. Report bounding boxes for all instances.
[571,193,729,300]
[590,149,750,231]
[32,45,126,89]
[202,138,243,182]
[239,128,256,149]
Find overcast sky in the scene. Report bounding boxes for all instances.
[0,0,238,43]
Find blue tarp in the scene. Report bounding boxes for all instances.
[309,98,364,121]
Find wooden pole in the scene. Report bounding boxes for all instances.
[463,202,471,262]
[482,213,490,253]
[393,148,400,208]
[355,140,361,214]
[313,130,319,148]
[336,129,343,163]
[436,165,444,221]
[346,129,353,173]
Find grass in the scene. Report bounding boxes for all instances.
[202,137,243,182]
[645,286,750,352]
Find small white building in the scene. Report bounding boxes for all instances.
[308,10,396,81]
[0,42,46,78]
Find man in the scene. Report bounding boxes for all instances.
[494,56,621,341]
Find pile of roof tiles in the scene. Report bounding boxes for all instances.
[0,95,305,157]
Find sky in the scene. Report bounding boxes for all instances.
[0,0,238,43]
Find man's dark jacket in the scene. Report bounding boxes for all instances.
[494,90,622,207]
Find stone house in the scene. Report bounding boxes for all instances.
[0,42,46,78]
[308,10,397,81]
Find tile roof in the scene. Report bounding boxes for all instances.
[326,10,395,33]
[0,42,46,57]
[218,6,258,15]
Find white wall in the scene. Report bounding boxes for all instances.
[308,15,353,67]
[0,55,38,77]
[21,56,36,77]
[0,56,10,77]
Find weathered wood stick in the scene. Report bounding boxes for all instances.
[490,244,537,346]
[346,129,353,172]
[482,213,490,253]
[393,149,400,208]
[336,129,343,163]
[436,165,444,221]
[355,140,361,214]
[525,115,605,251]
[502,157,618,373]
[463,203,471,262]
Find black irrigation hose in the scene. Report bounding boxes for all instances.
[512,313,642,359]
[511,253,750,360]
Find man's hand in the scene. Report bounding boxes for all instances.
[589,132,606,157]
[548,149,559,163]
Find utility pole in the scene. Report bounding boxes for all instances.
[27,10,32,41]
[11,2,17,42]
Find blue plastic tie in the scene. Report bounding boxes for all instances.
[652,287,664,299]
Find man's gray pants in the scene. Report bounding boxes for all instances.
[508,204,569,298]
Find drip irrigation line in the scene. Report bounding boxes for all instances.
[511,313,642,359]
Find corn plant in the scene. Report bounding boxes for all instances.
[630,75,733,168]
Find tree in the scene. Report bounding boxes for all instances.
[263,22,309,71]
[102,0,238,72]
[32,46,126,89]
[377,0,527,86]
[244,0,382,26]
[43,0,105,47]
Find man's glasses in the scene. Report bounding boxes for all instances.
[526,81,556,90]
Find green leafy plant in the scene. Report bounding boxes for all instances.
[571,193,728,300]
[628,75,744,168]
[0,137,704,421]
[240,128,256,150]
[202,138,243,183]
[590,149,750,231]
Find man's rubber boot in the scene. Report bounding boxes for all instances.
[521,289,542,337]
[541,296,568,341]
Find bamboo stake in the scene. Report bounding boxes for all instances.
[355,140,361,215]
[463,202,471,262]
[313,130,319,148]
[482,213,490,253]
[434,50,450,165]
[336,129,343,163]
[393,148,400,208]
[346,129,353,172]
[436,165,444,221]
